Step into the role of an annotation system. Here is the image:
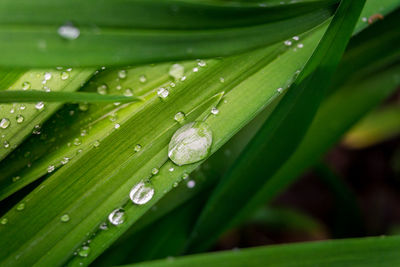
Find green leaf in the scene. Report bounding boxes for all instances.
[186,0,366,252]
[0,0,336,67]
[122,236,400,267]
[0,90,141,103]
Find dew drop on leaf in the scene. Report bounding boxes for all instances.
[151,168,159,175]
[168,121,213,166]
[47,165,55,173]
[16,115,24,123]
[22,82,31,90]
[97,84,108,95]
[108,208,125,226]
[157,88,169,99]
[35,102,45,110]
[61,71,70,80]
[129,181,154,205]
[0,218,8,225]
[139,75,147,83]
[187,180,196,188]
[211,107,219,115]
[0,118,10,129]
[58,23,80,40]
[134,144,142,152]
[174,112,185,124]
[169,63,184,80]
[60,214,70,222]
[16,203,25,211]
[78,246,90,258]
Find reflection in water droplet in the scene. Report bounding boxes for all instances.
[61,71,70,80]
[58,23,80,40]
[60,214,70,222]
[16,115,24,123]
[108,208,126,225]
[0,118,10,129]
[168,121,213,166]
[174,112,185,124]
[169,64,184,80]
[129,181,154,205]
[16,203,25,211]
[22,82,31,90]
[78,246,90,258]
[157,88,169,99]
[35,102,45,110]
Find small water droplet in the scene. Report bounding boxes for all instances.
[60,214,70,222]
[78,103,89,111]
[197,60,206,67]
[124,89,133,97]
[118,70,127,79]
[169,167,174,172]
[22,82,31,90]
[129,181,155,205]
[3,140,10,148]
[97,84,108,95]
[47,165,55,173]
[211,107,219,115]
[93,140,100,148]
[168,121,213,166]
[219,77,225,83]
[16,115,24,123]
[284,40,292,46]
[58,23,80,40]
[297,43,304,48]
[134,144,142,152]
[187,180,196,188]
[114,123,120,129]
[182,173,189,180]
[292,36,300,41]
[157,88,169,99]
[139,75,147,83]
[12,176,20,182]
[1,218,8,225]
[20,104,26,110]
[173,181,179,187]
[0,118,11,129]
[174,112,185,124]
[277,88,283,93]
[61,71,70,80]
[16,203,25,211]
[99,222,108,230]
[193,67,199,72]
[169,64,184,80]
[73,138,82,146]
[151,168,159,175]
[33,124,41,135]
[108,208,126,225]
[61,157,70,165]
[35,102,45,110]
[44,72,52,81]
[78,246,90,258]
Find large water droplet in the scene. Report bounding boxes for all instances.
[108,208,125,225]
[168,121,212,166]
[58,23,80,40]
[169,64,184,80]
[78,246,90,257]
[0,118,10,129]
[129,181,154,205]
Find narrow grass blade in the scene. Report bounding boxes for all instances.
[0,90,141,103]
[123,236,400,267]
[186,0,366,252]
[0,1,336,67]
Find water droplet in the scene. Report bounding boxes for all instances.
[219,77,225,83]
[99,222,108,230]
[284,40,292,46]
[118,70,127,79]
[211,107,219,115]
[78,103,89,111]
[292,36,300,41]
[169,64,184,80]
[12,176,20,182]
[277,88,283,93]
[97,84,108,95]
[168,121,213,166]
[33,124,41,135]
[174,112,185,124]
[169,167,174,172]
[16,203,25,211]
[297,43,304,48]
[157,88,169,99]
[1,218,8,225]
[16,115,24,123]
[362,17,367,22]
[173,181,179,187]
[22,82,31,90]
[139,75,147,83]
[193,67,199,72]
[58,23,80,40]
[61,157,70,165]
[3,140,10,148]
[129,181,155,205]
[78,246,90,258]
[61,71,70,80]
[35,102,45,110]
[44,72,52,81]
[134,144,142,152]
[73,138,82,146]
[47,165,55,173]
[124,89,133,97]
[151,168,159,175]
[93,140,100,148]
[187,180,196,188]
[60,214,70,222]
[114,123,120,129]
[108,208,126,225]
[20,104,26,110]
[0,118,10,129]
[182,173,189,180]
[197,60,206,67]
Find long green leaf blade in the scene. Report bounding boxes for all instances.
[186,0,366,252]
